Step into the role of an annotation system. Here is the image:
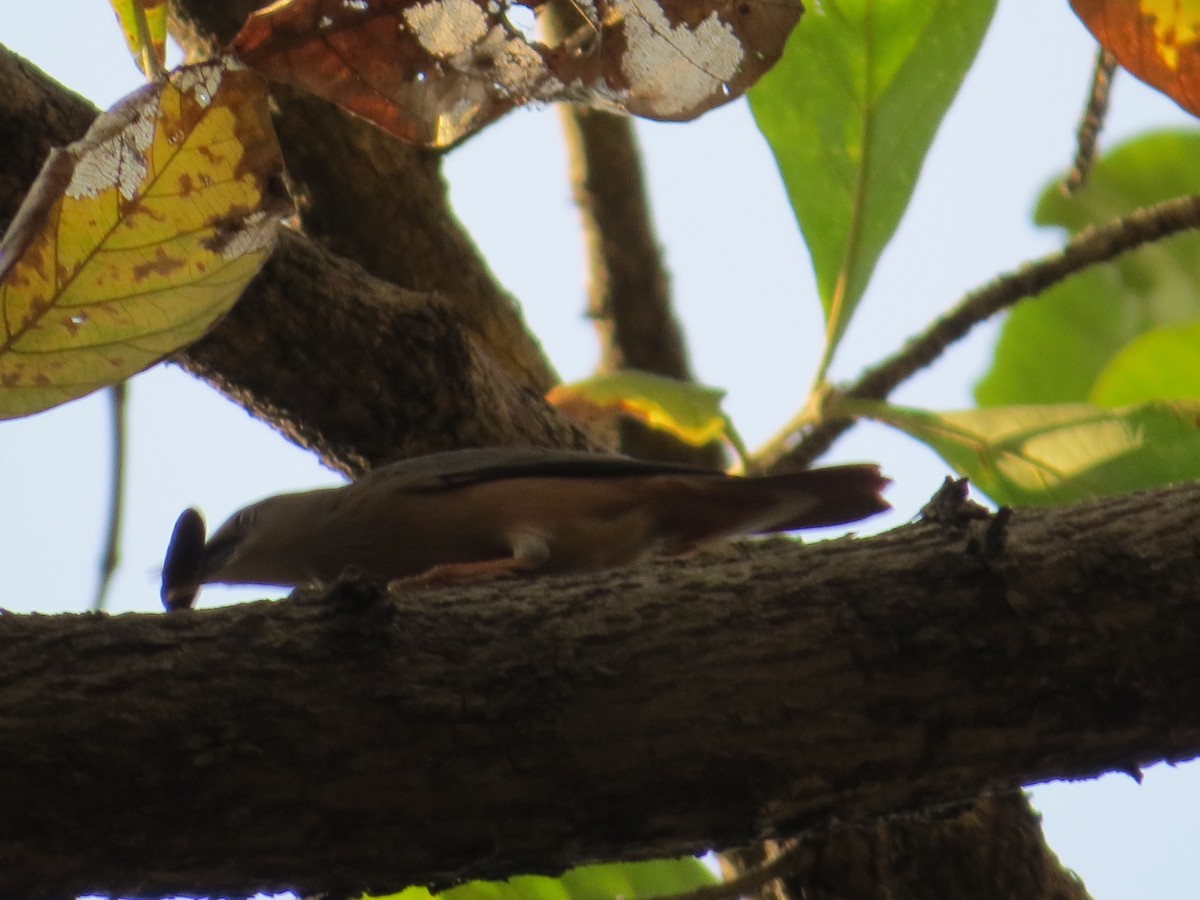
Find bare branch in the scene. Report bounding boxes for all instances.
[726,793,1089,900]
[559,107,722,465]
[560,108,724,465]
[758,192,1200,469]
[1062,48,1117,196]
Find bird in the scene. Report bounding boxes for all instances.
[161,446,890,610]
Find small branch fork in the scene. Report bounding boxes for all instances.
[662,840,815,900]
[756,192,1200,469]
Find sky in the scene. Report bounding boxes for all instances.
[4,1,1200,898]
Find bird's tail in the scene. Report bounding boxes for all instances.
[752,463,892,533]
[651,463,891,550]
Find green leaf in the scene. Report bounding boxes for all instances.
[841,398,1200,507]
[547,371,745,457]
[976,129,1200,406]
[108,0,168,78]
[1091,319,1200,405]
[749,0,997,378]
[366,857,715,900]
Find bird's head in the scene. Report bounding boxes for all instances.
[161,491,336,609]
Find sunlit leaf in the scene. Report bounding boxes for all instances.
[108,0,168,77]
[229,0,801,148]
[547,370,738,451]
[1071,0,1200,118]
[1090,319,1200,405]
[0,58,290,420]
[841,398,1200,506]
[368,857,716,900]
[976,130,1200,406]
[748,0,997,378]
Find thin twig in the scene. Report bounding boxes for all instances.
[653,840,814,900]
[92,381,127,611]
[1063,47,1117,195]
[560,109,681,378]
[754,192,1200,470]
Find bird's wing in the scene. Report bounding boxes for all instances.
[358,447,721,493]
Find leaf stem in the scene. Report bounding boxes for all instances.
[132,0,167,82]
[754,192,1200,469]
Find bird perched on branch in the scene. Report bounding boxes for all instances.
[162,447,890,610]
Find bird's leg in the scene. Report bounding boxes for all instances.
[387,532,550,592]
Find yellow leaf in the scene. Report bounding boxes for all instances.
[0,57,290,420]
[108,0,169,78]
[547,371,739,451]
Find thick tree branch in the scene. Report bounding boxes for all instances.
[0,45,592,474]
[758,192,1200,469]
[4,481,1200,899]
[182,229,596,475]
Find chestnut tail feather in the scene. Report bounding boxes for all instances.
[761,463,891,532]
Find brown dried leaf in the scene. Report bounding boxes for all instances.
[1072,0,1200,118]
[229,0,801,147]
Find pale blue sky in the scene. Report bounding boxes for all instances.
[5,2,1200,897]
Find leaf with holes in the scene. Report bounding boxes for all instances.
[547,370,743,454]
[748,0,997,381]
[0,58,291,420]
[229,0,801,148]
[1071,0,1200,117]
[840,398,1200,507]
[108,0,168,76]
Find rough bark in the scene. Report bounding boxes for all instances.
[740,792,1087,900]
[3,483,1199,899]
[182,229,595,475]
